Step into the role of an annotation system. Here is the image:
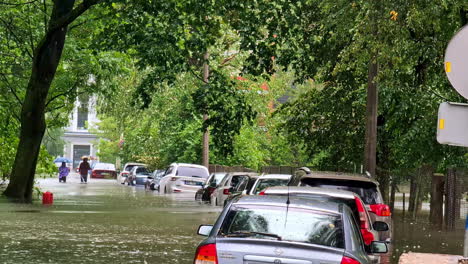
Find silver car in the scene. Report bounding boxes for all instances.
[210,172,259,206]
[158,163,209,193]
[195,196,387,264]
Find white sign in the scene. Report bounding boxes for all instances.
[445,25,468,100]
[437,102,468,147]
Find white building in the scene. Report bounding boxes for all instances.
[62,95,100,169]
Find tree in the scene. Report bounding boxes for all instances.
[3,0,104,202]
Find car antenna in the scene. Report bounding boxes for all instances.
[284,184,291,229]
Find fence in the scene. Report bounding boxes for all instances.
[208,164,255,173]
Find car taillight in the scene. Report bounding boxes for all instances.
[341,256,361,264]
[171,177,178,181]
[194,243,217,264]
[370,204,392,217]
[258,191,266,195]
[223,189,230,195]
[92,171,97,176]
[354,197,369,229]
[360,229,374,246]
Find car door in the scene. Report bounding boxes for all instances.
[159,166,174,192]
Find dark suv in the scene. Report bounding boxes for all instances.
[289,169,392,242]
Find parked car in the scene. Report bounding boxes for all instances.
[195,195,388,264]
[128,166,151,185]
[145,169,165,190]
[91,163,117,179]
[210,172,258,206]
[259,187,386,248]
[249,174,291,195]
[289,169,392,241]
[195,172,228,202]
[118,162,146,184]
[158,163,209,193]
[222,174,262,206]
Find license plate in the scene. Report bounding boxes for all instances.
[184,181,203,186]
[101,173,109,176]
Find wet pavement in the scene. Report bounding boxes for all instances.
[0,174,464,263]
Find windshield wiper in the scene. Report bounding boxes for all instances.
[223,231,282,240]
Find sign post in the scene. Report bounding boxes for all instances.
[443,25,468,262]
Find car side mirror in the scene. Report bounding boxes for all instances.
[370,241,388,254]
[197,225,213,236]
[373,221,389,232]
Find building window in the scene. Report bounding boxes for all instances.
[77,95,89,129]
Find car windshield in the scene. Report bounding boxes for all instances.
[220,205,344,248]
[254,179,289,194]
[94,163,115,170]
[176,167,209,178]
[301,179,383,204]
[136,167,150,175]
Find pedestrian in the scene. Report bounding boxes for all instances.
[79,157,91,184]
[58,162,70,183]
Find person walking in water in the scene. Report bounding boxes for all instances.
[79,157,91,183]
[58,162,70,183]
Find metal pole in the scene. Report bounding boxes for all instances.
[202,52,209,168]
[403,193,406,217]
[464,214,468,257]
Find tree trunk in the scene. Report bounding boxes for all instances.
[4,0,76,202]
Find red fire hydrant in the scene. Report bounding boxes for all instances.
[42,191,53,205]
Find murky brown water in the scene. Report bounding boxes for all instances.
[390,211,464,263]
[0,175,464,263]
[0,175,221,263]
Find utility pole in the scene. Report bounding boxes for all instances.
[364,61,378,177]
[364,1,379,178]
[202,52,210,168]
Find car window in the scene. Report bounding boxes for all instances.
[345,206,366,252]
[300,179,383,204]
[253,179,289,194]
[220,205,344,249]
[176,166,209,178]
[230,175,249,189]
[124,165,136,172]
[165,166,174,175]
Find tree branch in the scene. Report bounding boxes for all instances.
[48,0,103,33]
[0,17,33,59]
[45,81,79,108]
[0,73,23,106]
[0,0,39,6]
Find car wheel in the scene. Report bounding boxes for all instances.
[150,183,155,191]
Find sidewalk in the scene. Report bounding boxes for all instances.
[399,253,463,264]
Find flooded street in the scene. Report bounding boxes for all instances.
[0,174,464,263]
[0,174,221,264]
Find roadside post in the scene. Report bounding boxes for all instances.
[443,24,468,262]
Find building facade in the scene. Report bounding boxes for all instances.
[62,95,100,169]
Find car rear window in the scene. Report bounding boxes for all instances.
[220,205,344,248]
[300,179,382,204]
[253,179,289,194]
[176,167,209,178]
[136,167,150,175]
[124,165,136,172]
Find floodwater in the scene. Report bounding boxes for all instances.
[0,174,221,263]
[0,174,464,264]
